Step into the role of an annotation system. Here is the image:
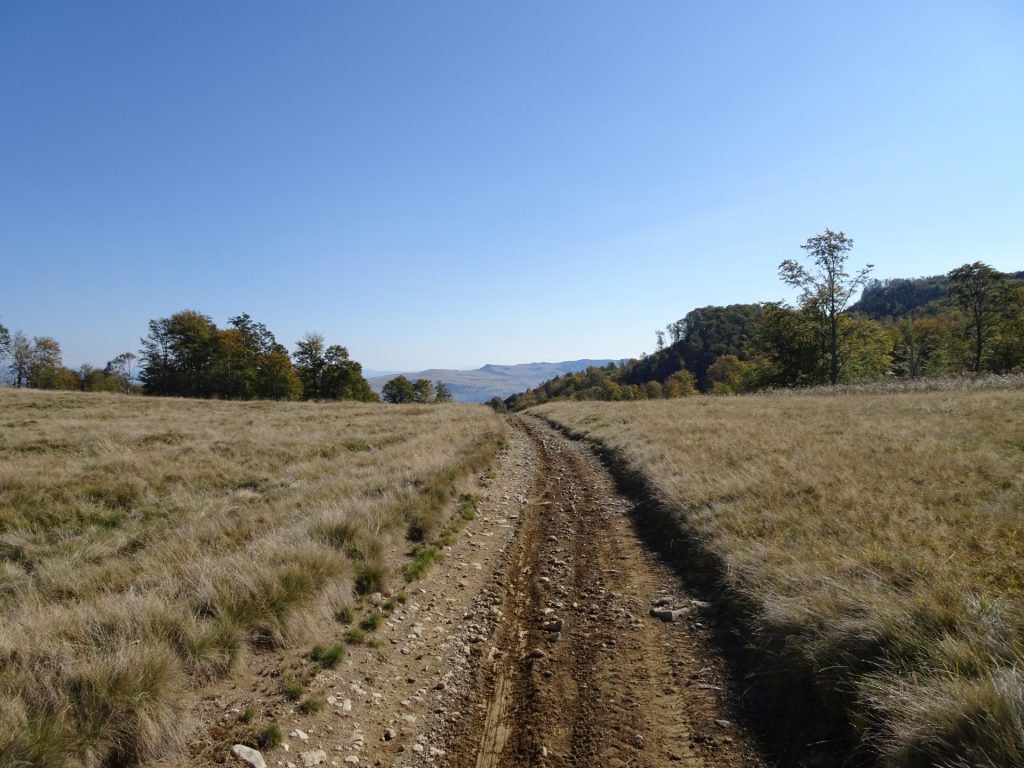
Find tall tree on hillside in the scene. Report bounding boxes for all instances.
[779,229,873,385]
[947,262,1022,373]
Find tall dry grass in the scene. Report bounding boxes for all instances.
[534,386,1024,766]
[0,389,505,767]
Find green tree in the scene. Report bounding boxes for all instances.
[412,378,434,403]
[27,337,67,389]
[79,364,119,392]
[754,303,827,387]
[947,262,1022,373]
[139,310,219,396]
[382,375,416,403]
[434,381,453,403]
[322,345,377,401]
[888,316,958,379]
[260,350,304,400]
[293,333,328,399]
[215,328,260,399]
[835,314,893,382]
[779,229,873,385]
[226,314,302,399]
[706,355,750,394]
[485,396,508,413]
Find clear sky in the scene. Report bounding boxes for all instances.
[2,2,1022,371]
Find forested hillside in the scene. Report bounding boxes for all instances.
[507,260,1024,409]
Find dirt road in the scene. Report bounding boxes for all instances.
[446,416,763,767]
[179,416,765,768]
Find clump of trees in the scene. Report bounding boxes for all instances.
[381,375,453,404]
[1,310,379,403]
[508,230,1024,409]
[138,310,376,401]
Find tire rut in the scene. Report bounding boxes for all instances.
[452,416,765,768]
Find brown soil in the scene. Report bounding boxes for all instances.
[162,416,766,768]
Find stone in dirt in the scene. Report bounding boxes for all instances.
[300,749,328,767]
[230,745,267,768]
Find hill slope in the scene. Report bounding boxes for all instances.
[368,360,616,403]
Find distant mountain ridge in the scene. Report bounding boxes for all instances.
[368,359,616,403]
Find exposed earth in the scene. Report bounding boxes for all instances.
[167,416,767,768]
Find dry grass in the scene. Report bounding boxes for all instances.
[534,386,1024,767]
[0,389,505,768]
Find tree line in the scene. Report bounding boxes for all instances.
[506,230,1024,408]
[0,310,389,403]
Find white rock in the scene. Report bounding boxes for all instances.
[291,729,310,742]
[299,749,327,767]
[230,744,267,768]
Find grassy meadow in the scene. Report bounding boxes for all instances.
[534,386,1024,767]
[0,390,505,767]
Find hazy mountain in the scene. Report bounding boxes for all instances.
[368,360,616,403]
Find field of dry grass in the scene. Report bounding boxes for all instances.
[0,390,505,768]
[534,386,1024,767]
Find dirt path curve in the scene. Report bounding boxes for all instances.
[447,416,765,768]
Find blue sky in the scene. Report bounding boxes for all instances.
[2,2,1022,371]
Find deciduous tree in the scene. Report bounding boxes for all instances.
[105,352,137,394]
[382,375,416,404]
[9,331,32,388]
[947,262,1022,372]
[434,381,453,403]
[27,337,67,389]
[779,229,873,385]
[413,378,434,403]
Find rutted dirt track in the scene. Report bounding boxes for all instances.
[168,415,766,768]
[448,417,764,768]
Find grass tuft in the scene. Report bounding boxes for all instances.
[298,696,324,715]
[257,723,282,749]
[310,643,345,668]
[281,679,304,701]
